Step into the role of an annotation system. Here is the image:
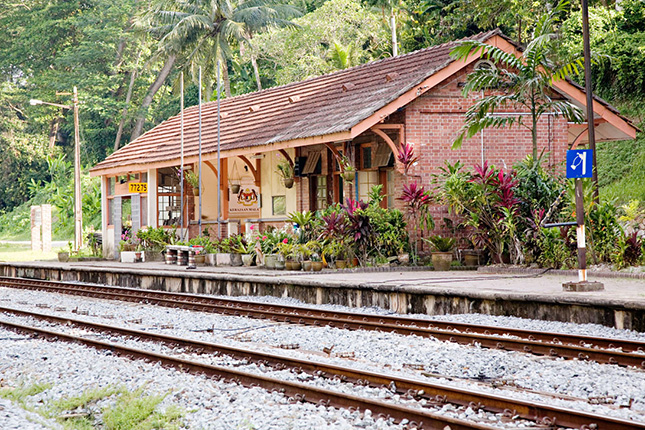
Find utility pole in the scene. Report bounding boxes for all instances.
[72,86,82,251]
[581,0,600,204]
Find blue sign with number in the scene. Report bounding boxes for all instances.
[566,149,593,178]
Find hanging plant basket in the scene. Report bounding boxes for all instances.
[342,171,355,182]
[230,183,241,194]
[283,178,294,189]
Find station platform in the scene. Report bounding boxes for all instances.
[1,260,644,331]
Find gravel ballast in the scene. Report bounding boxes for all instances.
[1,286,645,429]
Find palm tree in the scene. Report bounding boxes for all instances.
[130,0,298,141]
[450,0,585,159]
[146,0,298,97]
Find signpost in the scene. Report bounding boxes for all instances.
[563,149,604,291]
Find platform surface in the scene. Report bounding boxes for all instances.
[3,259,644,308]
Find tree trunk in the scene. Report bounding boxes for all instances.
[222,60,232,98]
[390,12,397,57]
[531,108,538,160]
[251,54,262,91]
[114,56,140,151]
[49,117,60,150]
[130,54,176,142]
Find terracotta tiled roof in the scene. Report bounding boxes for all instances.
[91,30,500,174]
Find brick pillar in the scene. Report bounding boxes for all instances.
[42,204,52,253]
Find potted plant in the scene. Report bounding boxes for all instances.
[234,239,256,266]
[310,252,323,271]
[339,156,355,182]
[185,169,200,196]
[323,240,346,269]
[423,235,456,271]
[57,241,73,262]
[278,241,298,270]
[137,226,172,262]
[276,159,294,189]
[227,234,246,266]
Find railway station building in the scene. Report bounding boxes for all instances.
[90,30,638,258]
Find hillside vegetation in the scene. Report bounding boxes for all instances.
[0,0,643,240]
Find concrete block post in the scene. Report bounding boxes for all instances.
[30,206,42,251]
[42,204,52,253]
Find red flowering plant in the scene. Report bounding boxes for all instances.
[397,181,434,263]
[436,161,523,264]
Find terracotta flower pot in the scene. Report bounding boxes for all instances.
[312,261,323,271]
[432,252,453,271]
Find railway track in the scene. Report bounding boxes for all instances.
[1,305,644,430]
[1,276,643,368]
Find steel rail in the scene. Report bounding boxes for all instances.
[0,317,503,430]
[1,305,643,430]
[1,277,644,369]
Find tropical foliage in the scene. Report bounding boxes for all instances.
[449,0,585,159]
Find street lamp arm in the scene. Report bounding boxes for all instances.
[29,99,72,109]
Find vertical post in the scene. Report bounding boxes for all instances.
[581,0,599,204]
[198,67,203,237]
[217,60,222,239]
[73,86,82,252]
[575,179,587,282]
[180,73,185,241]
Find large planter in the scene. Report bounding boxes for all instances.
[432,252,453,271]
[205,253,217,266]
[144,251,164,262]
[241,254,254,266]
[311,261,323,272]
[194,254,206,265]
[264,254,278,269]
[230,253,243,267]
[121,251,139,263]
[216,253,231,266]
[57,252,69,263]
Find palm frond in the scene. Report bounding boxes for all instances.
[451,40,522,70]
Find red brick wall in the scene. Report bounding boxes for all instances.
[394,66,569,244]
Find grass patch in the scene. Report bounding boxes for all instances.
[0,381,53,405]
[596,133,645,205]
[0,242,57,262]
[1,380,185,430]
[102,386,183,430]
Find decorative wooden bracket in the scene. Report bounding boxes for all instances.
[237,155,260,184]
[370,125,402,158]
[278,149,294,167]
[204,160,218,177]
[324,143,343,162]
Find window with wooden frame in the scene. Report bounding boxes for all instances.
[157,167,183,227]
